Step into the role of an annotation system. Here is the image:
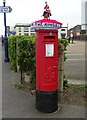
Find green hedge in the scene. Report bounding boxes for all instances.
[8,35,17,72]
[8,35,35,72]
[8,35,69,89]
[8,35,36,89]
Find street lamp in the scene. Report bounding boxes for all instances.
[3,0,9,62]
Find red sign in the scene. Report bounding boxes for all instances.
[31,19,62,30]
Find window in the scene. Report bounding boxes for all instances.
[24,33,29,36]
[30,33,35,36]
[30,27,35,32]
[24,27,29,32]
[19,33,21,35]
[61,29,65,31]
[19,27,21,32]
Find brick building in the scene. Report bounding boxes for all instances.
[68,25,81,39]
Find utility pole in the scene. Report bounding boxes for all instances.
[3,0,9,62]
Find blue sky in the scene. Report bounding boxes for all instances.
[0,0,81,35]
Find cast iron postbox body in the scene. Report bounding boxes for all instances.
[31,19,62,113]
[36,30,58,92]
[36,30,58,113]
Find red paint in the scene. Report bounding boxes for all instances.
[44,4,49,10]
[33,19,62,25]
[36,30,58,92]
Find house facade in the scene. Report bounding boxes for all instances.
[14,23,68,38]
[6,26,16,36]
[68,25,81,39]
[14,23,31,36]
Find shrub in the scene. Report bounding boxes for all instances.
[8,36,69,90]
[8,35,17,72]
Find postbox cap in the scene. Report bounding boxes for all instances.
[31,19,62,30]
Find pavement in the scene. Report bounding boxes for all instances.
[1,40,86,118]
[64,40,85,84]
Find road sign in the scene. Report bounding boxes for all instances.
[0,6,12,13]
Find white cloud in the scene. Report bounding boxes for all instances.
[0,0,81,35]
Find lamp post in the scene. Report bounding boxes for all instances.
[3,0,9,62]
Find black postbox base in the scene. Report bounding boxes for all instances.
[36,90,58,113]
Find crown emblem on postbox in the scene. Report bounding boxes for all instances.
[31,19,62,30]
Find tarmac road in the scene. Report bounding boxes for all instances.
[1,40,86,118]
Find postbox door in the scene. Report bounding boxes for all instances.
[42,41,58,91]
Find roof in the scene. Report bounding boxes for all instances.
[14,23,30,28]
[69,25,81,31]
[33,19,62,25]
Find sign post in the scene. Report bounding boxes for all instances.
[0,6,12,13]
[0,0,12,62]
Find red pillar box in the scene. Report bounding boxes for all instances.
[31,19,62,113]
